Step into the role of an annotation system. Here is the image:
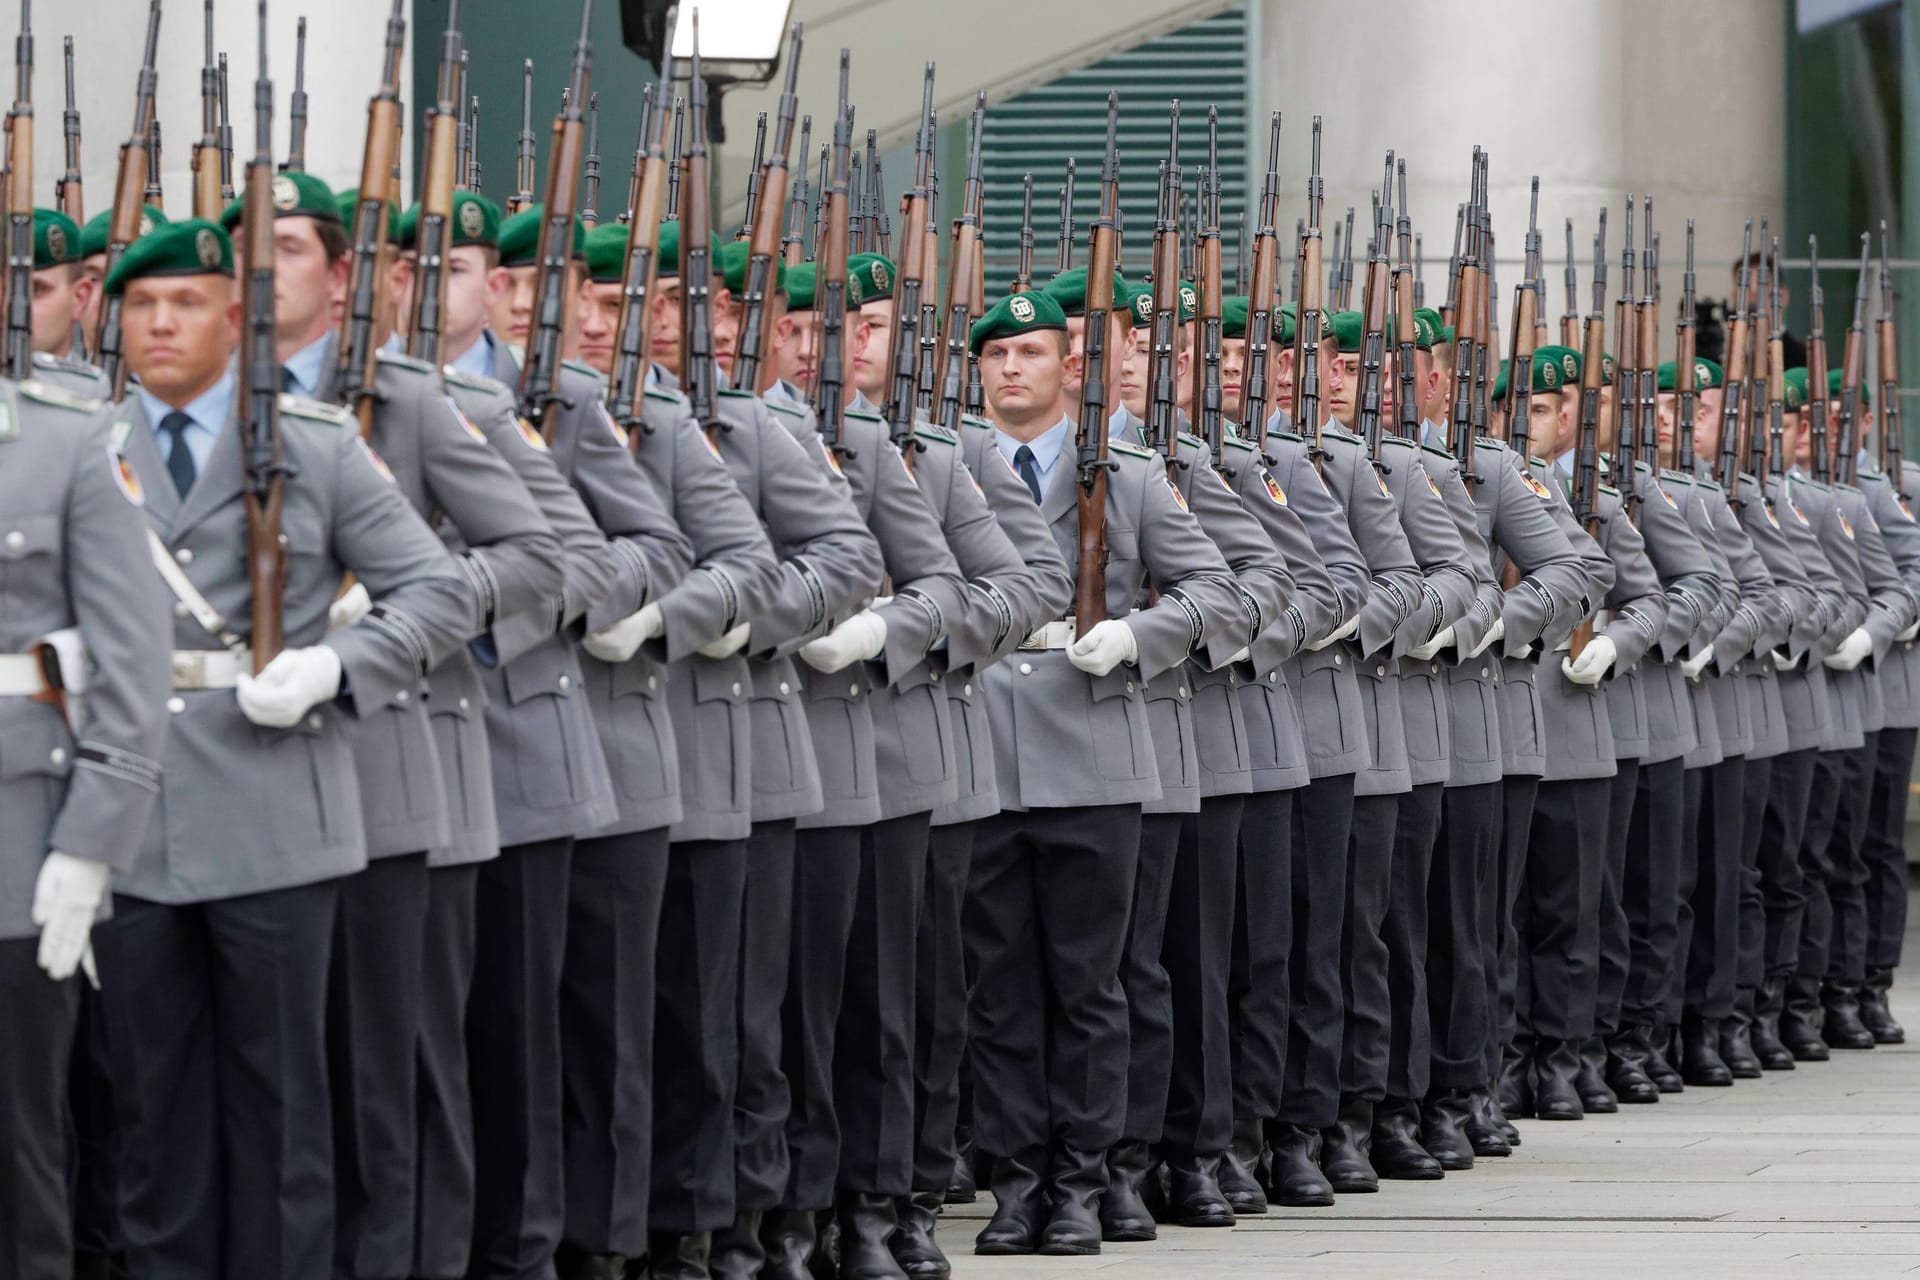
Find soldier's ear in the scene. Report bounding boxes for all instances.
[485,268,511,307]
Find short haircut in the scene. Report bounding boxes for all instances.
[316,217,351,264]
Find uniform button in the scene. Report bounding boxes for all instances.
[3,530,22,549]
[166,696,186,714]
[849,683,860,697]
[647,676,657,691]
[964,683,973,696]
[1376,665,1386,677]
[1334,654,1343,666]
[780,681,790,695]
[308,713,323,730]
[558,674,571,690]
[1268,671,1278,683]
[732,681,743,696]
[395,690,409,704]
[1126,680,1136,693]
[1019,662,1032,675]
[459,697,470,711]
[1178,686,1189,698]
[174,601,191,618]
[50,747,66,766]
[1480,667,1490,678]
[1430,663,1440,675]
[174,547,193,566]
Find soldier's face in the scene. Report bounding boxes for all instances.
[1413,348,1448,425]
[1656,391,1678,458]
[495,265,539,347]
[1594,385,1618,455]
[78,254,107,336]
[646,277,686,375]
[1062,313,1137,400]
[771,309,820,391]
[853,299,891,397]
[31,266,91,357]
[1272,346,1294,407]
[1527,389,1560,450]
[1330,352,1359,424]
[121,274,241,405]
[444,246,507,355]
[1220,337,1247,420]
[1786,409,1811,468]
[1693,388,1724,461]
[1553,388,1581,456]
[577,280,622,376]
[263,216,349,351]
[980,330,1069,429]
[712,287,739,383]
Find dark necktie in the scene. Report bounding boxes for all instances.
[158,411,197,498]
[281,366,298,395]
[1014,444,1043,505]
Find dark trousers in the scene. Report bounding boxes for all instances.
[1519,777,1610,1042]
[1758,749,1816,978]
[1278,773,1355,1129]
[561,828,670,1257]
[1735,757,1774,992]
[1863,727,1916,970]
[1229,788,1295,1124]
[415,864,480,1280]
[965,804,1140,1156]
[330,852,431,1280]
[650,837,748,1235]
[1683,758,1747,1020]
[1,939,81,1280]
[738,821,799,1214]
[1120,813,1184,1144]
[911,821,975,1193]
[1492,776,1540,1072]
[1383,783,1441,1101]
[1428,782,1498,1093]
[1339,793,1401,1101]
[97,881,339,1280]
[1820,738,1877,985]
[69,982,120,1261]
[1795,750,1848,980]
[1163,795,1244,1156]
[1621,758,1686,1028]
[467,837,574,1280]
[1594,761,1642,1039]
[835,812,932,1197]
[781,823,859,1210]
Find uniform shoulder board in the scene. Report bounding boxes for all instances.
[16,378,101,413]
[1528,455,1548,468]
[32,351,105,378]
[1860,470,1889,485]
[915,422,959,447]
[763,397,807,419]
[1220,434,1257,454]
[1322,424,1362,445]
[1379,435,1416,453]
[958,413,994,432]
[1425,442,1458,461]
[375,350,435,375]
[440,364,503,394]
[845,408,885,424]
[1176,429,1205,447]
[1109,438,1155,461]
[560,358,603,380]
[717,386,757,399]
[279,393,354,426]
[1659,467,1693,486]
[1268,428,1304,443]
[643,385,685,405]
[1599,483,1621,498]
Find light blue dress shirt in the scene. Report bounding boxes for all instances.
[280,332,332,399]
[994,415,1074,492]
[141,370,235,479]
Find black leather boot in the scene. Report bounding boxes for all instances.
[1484,1086,1521,1147]
[1643,1024,1685,1092]
[1860,968,1905,1044]
[1603,1026,1661,1103]
[1038,1144,1104,1256]
[1163,1153,1237,1227]
[888,1192,950,1278]
[1780,976,1831,1060]
[973,1148,1047,1256]
[945,1126,977,1204]
[1531,1038,1583,1120]
[1462,1088,1512,1157]
[1498,1041,1534,1119]
[1821,983,1877,1050]
[1575,1036,1618,1112]
[1264,1121,1335,1207]
[1319,1096,1377,1193]
[832,1193,908,1279]
[708,1210,767,1280]
[1680,1016,1733,1085]
[1371,1096,1443,1178]
[1720,990,1764,1077]
[1750,976,1797,1070]
[1418,1092,1475,1172]
[648,1232,714,1280]
[555,1244,625,1280]
[1097,1140,1156,1242]
[760,1209,819,1280]
[1218,1117,1269,1215]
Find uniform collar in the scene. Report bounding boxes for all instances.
[281,331,333,399]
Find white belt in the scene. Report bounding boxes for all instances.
[0,652,50,697]
[170,649,253,690]
[1019,619,1079,651]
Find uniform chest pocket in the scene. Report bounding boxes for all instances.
[1101,527,1141,605]
[0,514,64,613]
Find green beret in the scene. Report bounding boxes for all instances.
[1438,323,1456,346]
[33,209,81,269]
[1414,308,1443,347]
[1274,303,1332,347]
[1329,310,1363,354]
[1126,280,1194,328]
[219,169,340,231]
[713,239,787,297]
[847,253,894,303]
[397,191,502,253]
[1492,359,1507,403]
[1783,367,1808,412]
[333,189,401,244]
[1599,352,1617,387]
[1655,358,1725,393]
[583,223,631,284]
[1222,296,1250,340]
[1826,366,1871,408]
[1492,346,1580,401]
[498,205,588,270]
[1042,266,1128,317]
[651,219,725,280]
[80,205,168,259]
[783,260,865,312]
[103,218,232,296]
[970,289,1068,356]
[1177,280,1197,324]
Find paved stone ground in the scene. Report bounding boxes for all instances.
[936,889,1920,1278]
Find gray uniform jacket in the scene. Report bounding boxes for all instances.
[1828,477,1915,738]
[981,428,1238,810]
[116,394,471,903]
[0,387,170,940]
[1742,474,1836,754]
[1857,462,1920,729]
[29,350,110,400]
[1678,476,1750,768]
[1619,464,1721,766]
[1786,474,1870,751]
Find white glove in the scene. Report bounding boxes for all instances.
[235,645,344,728]
[1467,616,1505,659]
[1772,647,1800,672]
[1068,618,1139,676]
[1560,634,1617,686]
[799,610,889,673]
[698,622,751,659]
[1899,618,1919,644]
[582,601,665,664]
[1680,643,1715,681]
[31,852,110,982]
[1306,614,1360,651]
[1408,624,1454,661]
[1823,626,1873,672]
[327,581,372,632]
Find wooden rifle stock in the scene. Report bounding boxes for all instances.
[1673,220,1698,472]
[1240,112,1280,439]
[242,0,286,673]
[519,0,594,439]
[1807,235,1832,483]
[1073,95,1121,631]
[606,21,674,427]
[1567,216,1610,661]
[4,0,34,381]
[1879,225,1904,496]
[407,0,464,366]
[1832,236,1868,486]
[1198,107,1225,467]
[734,21,802,395]
[93,0,160,397]
[338,0,406,439]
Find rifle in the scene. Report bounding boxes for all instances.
[1338,203,1356,309]
[467,95,481,191]
[3,0,32,381]
[882,61,933,450]
[1058,157,1075,273]
[1503,177,1542,452]
[1292,116,1325,465]
[813,49,854,450]
[1012,170,1034,294]
[55,34,78,221]
[780,114,808,267]
[605,21,674,425]
[1072,92,1121,631]
[1880,224,1904,497]
[1327,217,1342,310]
[336,0,405,439]
[1470,169,1492,444]
[670,98,690,220]
[739,109,767,239]
[1744,231,1771,481]
[518,0,593,439]
[1674,220,1698,472]
[1443,152,1480,456]
[1198,107,1225,467]
[580,92,601,227]
[873,152,891,259]
[508,59,534,215]
[1440,201,1462,328]
[284,16,307,171]
[846,149,862,248]
[1832,236,1869,486]
[1561,218,1578,347]
[1354,153,1391,458]
[914,157,938,417]
[241,0,285,674]
[1762,237,1787,487]
[964,176,986,417]
[933,93,983,432]
[808,141,828,268]
[1239,110,1280,439]
[1234,209,1247,296]
[456,51,472,190]
[217,54,234,201]
[860,127,878,251]
[1635,196,1659,467]
[1611,195,1638,518]
[1567,211,1609,660]
[145,117,162,210]
[193,0,220,218]
[406,0,462,367]
[93,0,158,396]
[1144,104,1182,466]
[729,22,801,395]
[679,16,723,445]
[1392,157,1419,442]
[1715,221,1752,495]
[1806,234,1830,483]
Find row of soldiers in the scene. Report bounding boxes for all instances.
[4,7,1915,1280]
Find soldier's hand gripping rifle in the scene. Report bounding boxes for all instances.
[93,0,159,396]
[1807,235,1831,483]
[192,0,221,218]
[1443,150,1481,458]
[934,93,983,433]
[3,0,34,382]
[732,20,802,394]
[882,62,933,455]
[284,16,307,171]
[55,33,78,222]
[1502,177,1542,451]
[519,0,594,440]
[1834,234,1869,487]
[1715,220,1753,497]
[1239,110,1280,440]
[1674,220,1698,471]
[1072,92,1121,631]
[1880,225,1905,497]
[336,0,406,439]
[814,50,855,454]
[406,0,463,367]
[1198,107,1226,469]
[605,12,675,427]
[508,59,535,215]
[1293,117,1327,469]
[1354,152,1391,459]
[242,0,286,673]
[1144,102,1182,469]
[1568,211,1610,661]
[1392,157,1420,443]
